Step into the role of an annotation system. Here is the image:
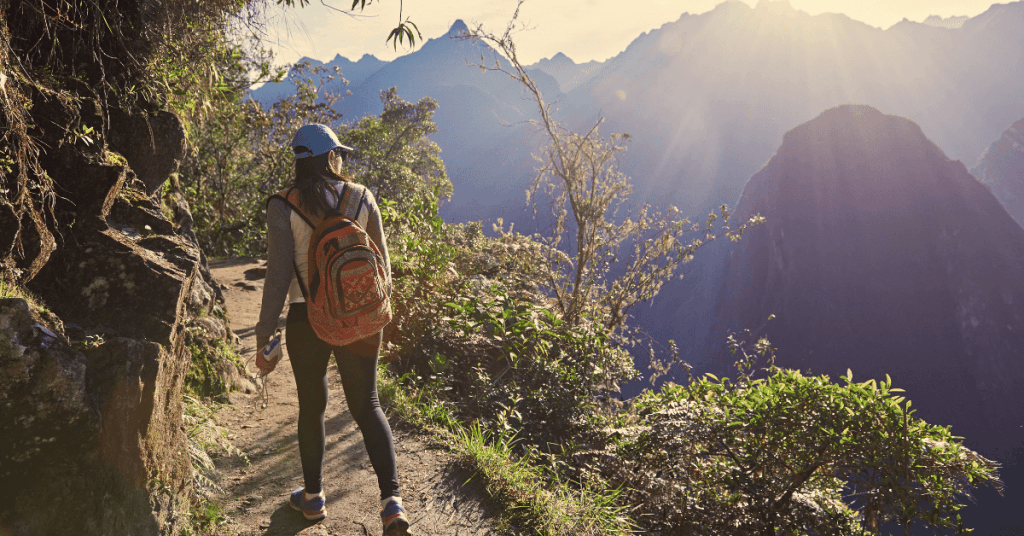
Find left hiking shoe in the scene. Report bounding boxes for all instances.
[290,487,326,521]
[381,497,410,535]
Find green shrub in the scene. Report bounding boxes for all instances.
[438,289,635,446]
[592,365,1003,535]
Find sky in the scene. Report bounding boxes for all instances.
[257,0,1002,66]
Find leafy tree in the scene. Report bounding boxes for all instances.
[341,87,451,210]
[462,11,762,331]
[177,60,344,256]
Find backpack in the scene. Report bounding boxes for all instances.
[270,185,392,347]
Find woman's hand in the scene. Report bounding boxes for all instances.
[255,337,282,376]
[255,351,278,376]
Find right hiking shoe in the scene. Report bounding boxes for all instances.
[380,498,410,535]
[289,487,326,521]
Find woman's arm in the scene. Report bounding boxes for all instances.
[364,188,391,278]
[255,197,295,347]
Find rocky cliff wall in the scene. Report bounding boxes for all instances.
[0,1,256,533]
[0,75,243,536]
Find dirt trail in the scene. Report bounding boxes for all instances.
[209,258,508,536]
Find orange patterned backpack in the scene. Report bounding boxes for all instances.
[271,185,392,347]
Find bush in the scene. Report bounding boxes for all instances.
[588,364,1003,535]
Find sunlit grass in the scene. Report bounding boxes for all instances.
[378,365,634,536]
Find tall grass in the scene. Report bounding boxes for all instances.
[378,367,634,536]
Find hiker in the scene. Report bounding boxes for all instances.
[254,123,409,535]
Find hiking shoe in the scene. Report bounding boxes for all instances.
[289,487,326,521]
[380,498,410,535]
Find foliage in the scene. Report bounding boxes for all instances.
[182,395,248,534]
[379,187,635,447]
[185,339,245,398]
[588,338,1003,535]
[439,288,635,445]
[341,87,451,210]
[275,0,423,50]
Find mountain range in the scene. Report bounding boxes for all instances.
[253,0,1024,225]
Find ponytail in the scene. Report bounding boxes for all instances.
[292,151,353,217]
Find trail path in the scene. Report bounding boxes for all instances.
[209,258,509,536]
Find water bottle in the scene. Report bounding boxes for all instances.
[260,337,282,374]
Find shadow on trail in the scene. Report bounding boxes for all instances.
[264,503,318,536]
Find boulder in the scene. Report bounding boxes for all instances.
[0,298,190,535]
[107,109,187,196]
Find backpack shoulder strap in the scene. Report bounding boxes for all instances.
[354,185,367,222]
[335,182,347,213]
[269,187,313,300]
[269,187,315,229]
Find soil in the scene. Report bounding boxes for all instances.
[208,258,512,536]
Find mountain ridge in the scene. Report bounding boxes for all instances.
[971,117,1024,228]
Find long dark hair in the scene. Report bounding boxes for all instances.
[292,150,353,217]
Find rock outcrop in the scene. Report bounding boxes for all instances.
[0,86,241,536]
[971,117,1024,229]
[0,2,251,533]
[108,109,188,196]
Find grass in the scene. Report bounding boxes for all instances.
[182,394,249,534]
[378,366,634,536]
[185,497,229,535]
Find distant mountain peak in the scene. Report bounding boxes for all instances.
[921,14,968,29]
[712,105,1024,474]
[755,0,794,9]
[714,0,752,12]
[448,19,469,37]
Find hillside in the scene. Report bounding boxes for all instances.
[708,104,1024,529]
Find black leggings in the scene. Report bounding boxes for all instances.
[286,303,399,499]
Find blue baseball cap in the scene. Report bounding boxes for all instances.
[291,124,353,159]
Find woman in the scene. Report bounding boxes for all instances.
[254,123,409,535]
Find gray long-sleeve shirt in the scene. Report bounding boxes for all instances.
[255,181,390,347]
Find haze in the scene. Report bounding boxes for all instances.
[263,0,996,66]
